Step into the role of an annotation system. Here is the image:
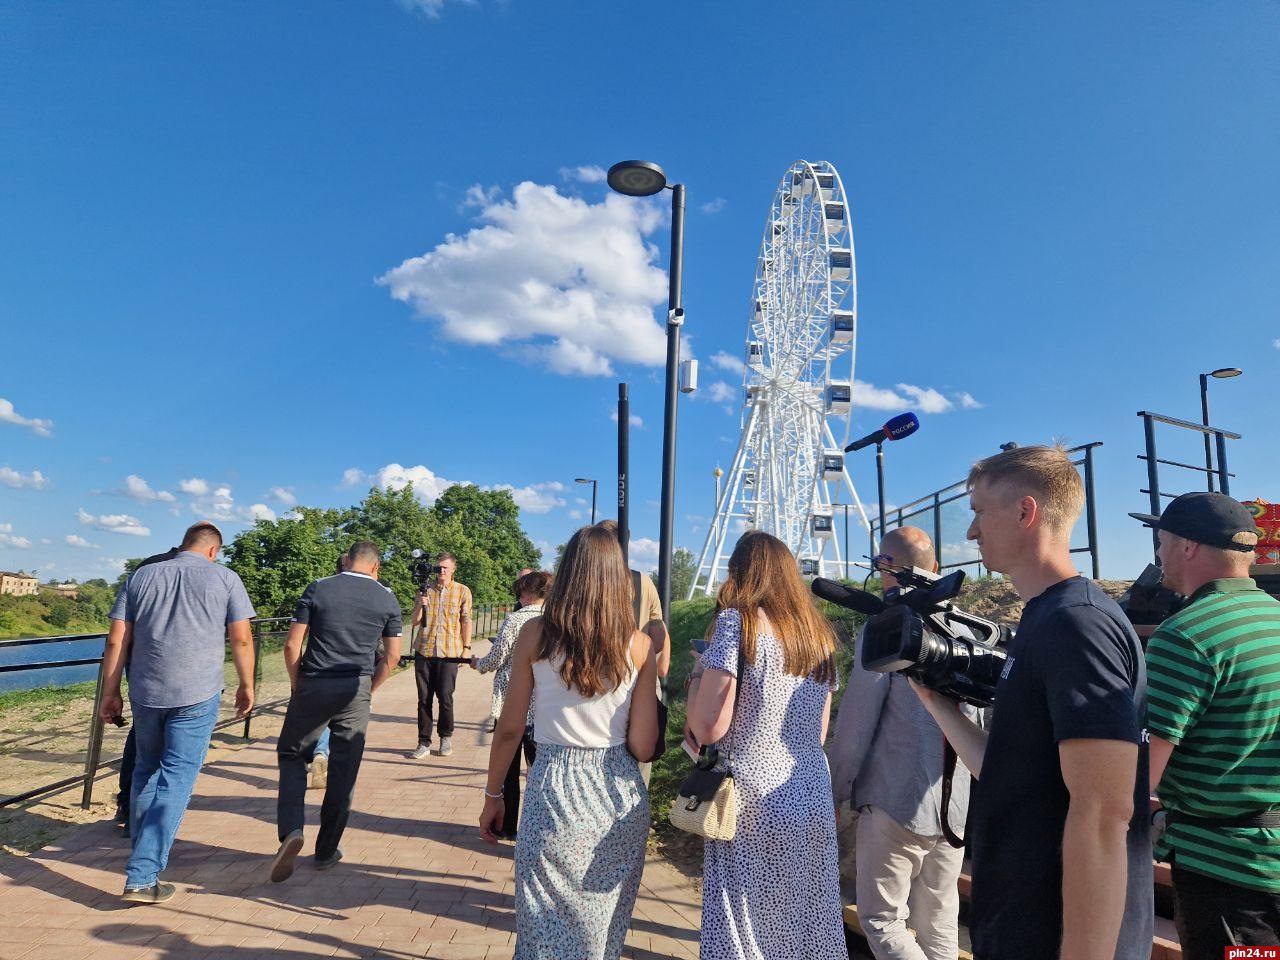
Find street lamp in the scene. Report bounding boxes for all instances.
[1199,367,1242,492]
[608,159,685,624]
[574,478,598,525]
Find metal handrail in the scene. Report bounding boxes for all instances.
[0,603,514,809]
[864,442,1104,580]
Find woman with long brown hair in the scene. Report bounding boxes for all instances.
[479,524,658,960]
[688,531,847,960]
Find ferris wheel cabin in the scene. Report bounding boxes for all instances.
[826,381,852,415]
[830,310,854,343]
[811,512,835,539]
[799,558,820,577]
[824,202,846,233]
[747,341,763,370]
[829,248,853,281]
[821,450,844,481]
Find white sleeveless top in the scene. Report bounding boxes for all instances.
[532,656,638,748]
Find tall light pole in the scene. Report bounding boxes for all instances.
[1200,367,1242,492]
[574,478,598,525]
[608,160,684,623]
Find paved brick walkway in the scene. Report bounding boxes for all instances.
[0,653,701,960]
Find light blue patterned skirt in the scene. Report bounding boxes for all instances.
[514,742,649,960]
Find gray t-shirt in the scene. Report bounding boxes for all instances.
[110,551,256,708]
[293,572,403,679]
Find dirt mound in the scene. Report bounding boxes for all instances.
[955,578,1132,626]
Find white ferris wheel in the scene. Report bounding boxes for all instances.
[691,160,871,595]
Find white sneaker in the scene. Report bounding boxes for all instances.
[439,737,453,756]
[309,753,328,790]
[411,744,430,760]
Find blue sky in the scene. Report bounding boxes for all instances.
[1,0,1277,585]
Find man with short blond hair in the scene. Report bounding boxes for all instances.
[912,445,1152,959]
[410,552,471,758]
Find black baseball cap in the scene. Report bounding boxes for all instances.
[1129,492,1259,552]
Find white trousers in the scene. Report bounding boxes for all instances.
[855,805,965,960]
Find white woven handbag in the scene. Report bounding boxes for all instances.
[667,643,745,841]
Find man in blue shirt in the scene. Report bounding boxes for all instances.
[101,522,256,904]
[829,526,978,960]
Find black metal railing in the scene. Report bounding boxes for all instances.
[857,441,1103,580]
[0,603,515,809]
[1137,410,1242,556]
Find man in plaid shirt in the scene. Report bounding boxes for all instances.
[409,552,472,758]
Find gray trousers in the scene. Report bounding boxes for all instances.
[277,674,371,860]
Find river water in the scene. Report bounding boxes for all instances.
[0,637,105,694]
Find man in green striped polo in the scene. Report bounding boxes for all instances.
[1133,491,1279,957]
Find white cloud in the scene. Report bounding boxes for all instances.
[268,486,297,506]
[0,530,32,548]
[0,524,9,533]
[341,468,368,488]
[360,463,568,515]
[851,380,912,411]
[490,481,566,514]
[373,463,458,504]
[610,410,645,429]
[100,557,127,573]
[77,508,150,537]
[941,542,982,563]
[710,351,745,375]
[65,534,99,549]
[1273,339,1280,350]
[0,466,48,489]
[560,165,607,183]
[895,384,953,415]
[0,398,53,437]
[568,509,584,521]
[114,474,176,503]
[848,380,977,415]
[185,484,274,524]
[705,381,736,404]
[700,197,727,215]
[379,181,669,377]
[179,477,211,496]
[628,537,661,573]
[395,0,477,18]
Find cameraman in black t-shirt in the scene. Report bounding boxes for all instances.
[911,446,1152,960]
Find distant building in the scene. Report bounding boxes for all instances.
[0,572,39,597]
[47,583,79,600]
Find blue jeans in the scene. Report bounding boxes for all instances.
[126,692,221,889]
[312,726,331,759]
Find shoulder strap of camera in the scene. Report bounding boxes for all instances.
[941,737,965,848]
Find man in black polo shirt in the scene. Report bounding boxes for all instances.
[270,540,402,882]
[913,446,1152,959]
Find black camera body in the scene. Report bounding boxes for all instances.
[814,567,1011,707]
[1118,563,1185,638]
[409,548,442,589]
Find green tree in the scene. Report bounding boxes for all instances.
[223,506,349,618]
[650,547,698,602]
[427,485,540,604]
[47,600,72,630]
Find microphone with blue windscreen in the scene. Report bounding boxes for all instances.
[844,412,920,453]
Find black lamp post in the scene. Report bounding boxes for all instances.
[1199,367,1242,492]
[607,159,684,624]
[574,478,598,525]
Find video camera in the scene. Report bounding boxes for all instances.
[1118,563,1185,639]
[409,548,442,589]
[812,563,1011,707]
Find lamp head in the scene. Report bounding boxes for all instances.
[607,160,667,197]
[574,477,593,485]
[1210,367,1243,379]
